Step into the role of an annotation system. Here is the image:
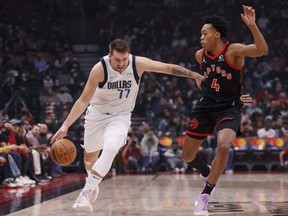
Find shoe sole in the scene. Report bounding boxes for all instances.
[72,203,93,214]
[194,212,209,216]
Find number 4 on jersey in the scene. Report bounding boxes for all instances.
[211,78,220,91]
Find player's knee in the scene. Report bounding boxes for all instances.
[217,143,231,155]
[104,135,126,153]
[105,144,119,154]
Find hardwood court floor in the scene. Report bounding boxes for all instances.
[5,172,288,216]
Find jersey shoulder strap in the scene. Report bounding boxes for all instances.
[99,57,108,88]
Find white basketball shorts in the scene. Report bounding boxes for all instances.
[83,105,131,153]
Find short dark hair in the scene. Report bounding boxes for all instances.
[109,38,130,54]
[204,15,229,42]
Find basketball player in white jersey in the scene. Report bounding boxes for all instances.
[50,38,252,213]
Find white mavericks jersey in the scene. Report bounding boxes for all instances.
[89,54,140,114]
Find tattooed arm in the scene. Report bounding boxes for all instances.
[170,65,204,89]
[136,56,204,89]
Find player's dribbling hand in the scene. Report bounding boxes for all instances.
[50,126,68,144]
[241,5,256,26]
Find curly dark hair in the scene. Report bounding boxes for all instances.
[204,15,229,42]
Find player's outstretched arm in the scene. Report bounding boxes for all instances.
[51,63,104,143]
[136,56,204,89]
[237,5,268,57]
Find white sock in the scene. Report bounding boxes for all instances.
[83,173,102,191]
[87,170,91,178]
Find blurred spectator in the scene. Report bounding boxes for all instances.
[245,99,263,120]
[164,141,187,174]
[53,54,65,69]
[272,116,285,138]
[257,12,270,30]
[26,125,50,182]
[205,134,233,174]
[158,108,171,136]
[122,137,145,173]
[0,141,34,187]
[33,53,48,73]
[2,119,34,185]
[0,155,7,185]
[240,115,257,137]
[0,152,21,188]
[55,85,74,105]
[37,123,65,178]
[279,146,288,171]
[113,128,137,173]
[202,136,215,164]
[44,112,60,133]
[257,117,277,139]
[41,87,58,117]
[278,118,288,138]
[140,130,160,172]
[225,147,234,174]
[0,155,6,166]
[16,120,35,183]
[43,74,54,90]
[273,81,287,100]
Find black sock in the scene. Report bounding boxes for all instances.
[187,153,210,177]
[202,182,215,195]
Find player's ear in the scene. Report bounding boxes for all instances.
[108,50,114,58]
[215,31,221,39]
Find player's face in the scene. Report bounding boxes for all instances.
[109,51,129,73]
[200,24,219,51]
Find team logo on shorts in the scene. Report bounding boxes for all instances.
[190,118,199,129]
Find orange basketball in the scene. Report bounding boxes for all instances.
[50,139,77,166]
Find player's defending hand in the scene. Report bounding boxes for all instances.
[241,5,256,27]
[240,94,253,107]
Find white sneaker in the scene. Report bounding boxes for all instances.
[14,177,25,187]
[194,193,210,215]
[225,169,234,175]
[175,168,180,174]
[2,178,18,188]
[18,176,33,186]
[72,185,99,213]
[23,176,36,185]
[180,167,185,174]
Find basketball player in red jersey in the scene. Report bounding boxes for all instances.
[180,5,268,215]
